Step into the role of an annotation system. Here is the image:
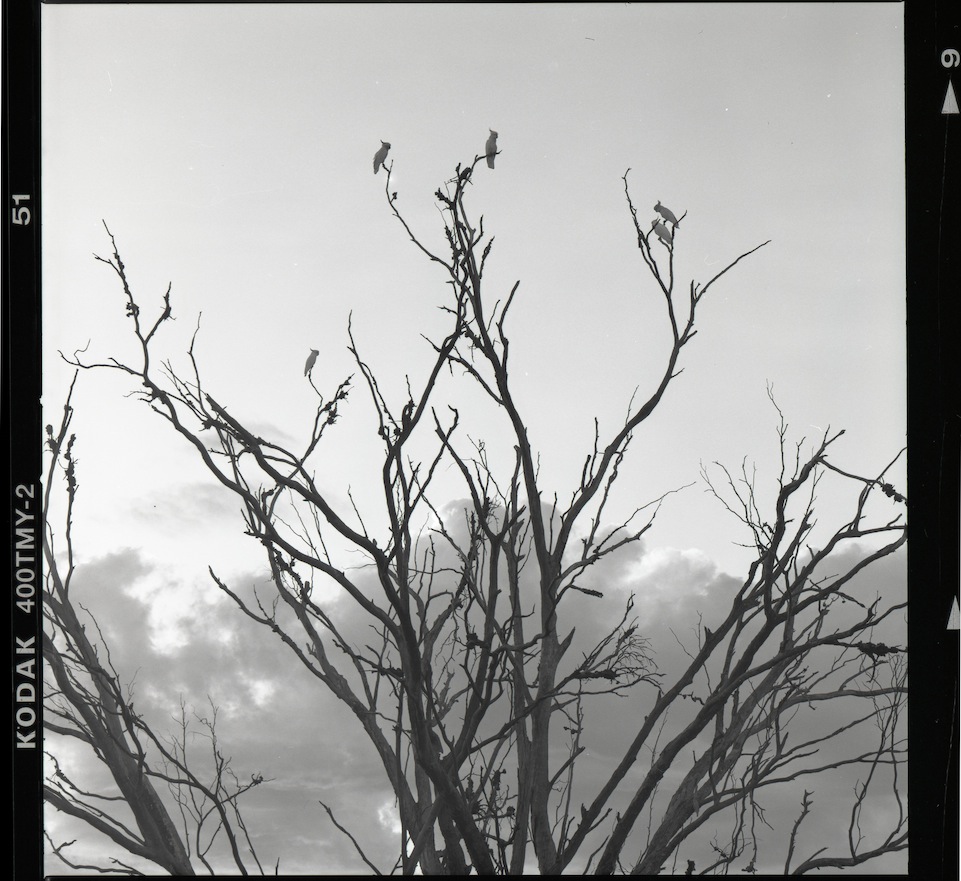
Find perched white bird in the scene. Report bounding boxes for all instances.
[373,141,391,174]
[653,221,673,247]
[654,201,680,227]
[304,349,319,377]
[485,130,498,168]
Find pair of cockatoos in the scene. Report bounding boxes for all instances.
[372,131,500,173]
[652,201,681,248]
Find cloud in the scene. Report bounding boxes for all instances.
[47,493,906,875]
[517,534,907,873]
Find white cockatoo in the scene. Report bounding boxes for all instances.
[373,141,391,174]
[304,349,319,377]
[654,201,680,227]
[653,221,673,247]
[485,130,498,168]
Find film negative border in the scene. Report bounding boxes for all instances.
[905,0,961,878]
[4,0,42,878]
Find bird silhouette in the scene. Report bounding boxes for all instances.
[654,201,680,227]
[373,141,391,174]
[485,130,498,168]
[653,220,673,247]
[304,349,319,377]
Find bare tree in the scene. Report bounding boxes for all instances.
[42,376,271,876]
[61,154,907,874]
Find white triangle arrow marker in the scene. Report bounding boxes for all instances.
[943,80,959,115]
[949,597,960,630]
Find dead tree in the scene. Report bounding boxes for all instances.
[42,376,269,876]
[63,154,906,874]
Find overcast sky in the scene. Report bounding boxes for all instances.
[41,3,906,874]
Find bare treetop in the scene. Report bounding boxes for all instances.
[51,156,906,875]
